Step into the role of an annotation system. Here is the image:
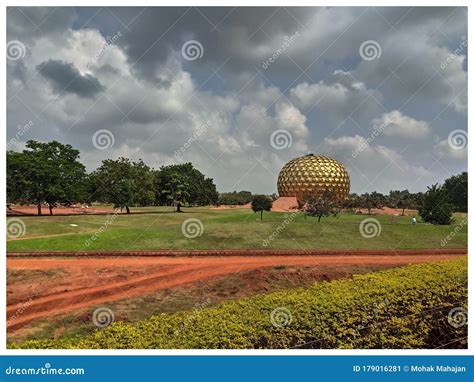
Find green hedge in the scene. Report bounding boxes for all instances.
[11,258,467,349]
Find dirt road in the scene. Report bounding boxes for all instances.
[7,251,465,331]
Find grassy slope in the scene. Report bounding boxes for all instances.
[7,207,467,251]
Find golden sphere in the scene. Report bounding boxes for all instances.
[277,154,350,204]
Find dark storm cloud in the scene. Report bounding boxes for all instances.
[6,6,467,194]
[7,7,76,41]
[36,59,104,98]
[75,6,467,83]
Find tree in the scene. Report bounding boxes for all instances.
[388,189,413,216]
[443,172,467,213]
[89,158,154,213]
[304,190,341,222]
[218,191,253,205]
[7,140,86,215]
[344,193,361,212]
[154,163,218,210]
[418,184,454,225]
[251,195,272,220]
[359,192,385,215]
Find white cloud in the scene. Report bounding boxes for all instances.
[373,110,430,139]
[434,139,467,160]
[322,135,432,193]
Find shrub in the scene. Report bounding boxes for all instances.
[10,258,467,349]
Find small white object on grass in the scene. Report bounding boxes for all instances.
[69,224,79,227]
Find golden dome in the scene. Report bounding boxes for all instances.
[277,154,350,204]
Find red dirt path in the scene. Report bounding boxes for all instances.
[7,250,465,331]
[7,204,114,216]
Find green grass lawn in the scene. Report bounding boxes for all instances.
[7,207,467,252]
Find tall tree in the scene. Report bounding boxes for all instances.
[7,140,86,215]
[154,163,218,210]
[388,189,413,216]
[359,192,385,215]
[418,184,454,225]
[443,172,467,213]
[89,158,154,213]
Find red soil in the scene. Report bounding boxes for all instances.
[272,197,299,212]
[7,250,465,331]
[7,204,115,216]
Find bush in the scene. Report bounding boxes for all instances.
[10,258,466,349]
[419,184,454,225]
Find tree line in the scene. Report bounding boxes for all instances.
[248,172,467,225]
[7,140,218,215]
[7,140,466,224]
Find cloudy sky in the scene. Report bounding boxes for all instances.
[7,7,467,194]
